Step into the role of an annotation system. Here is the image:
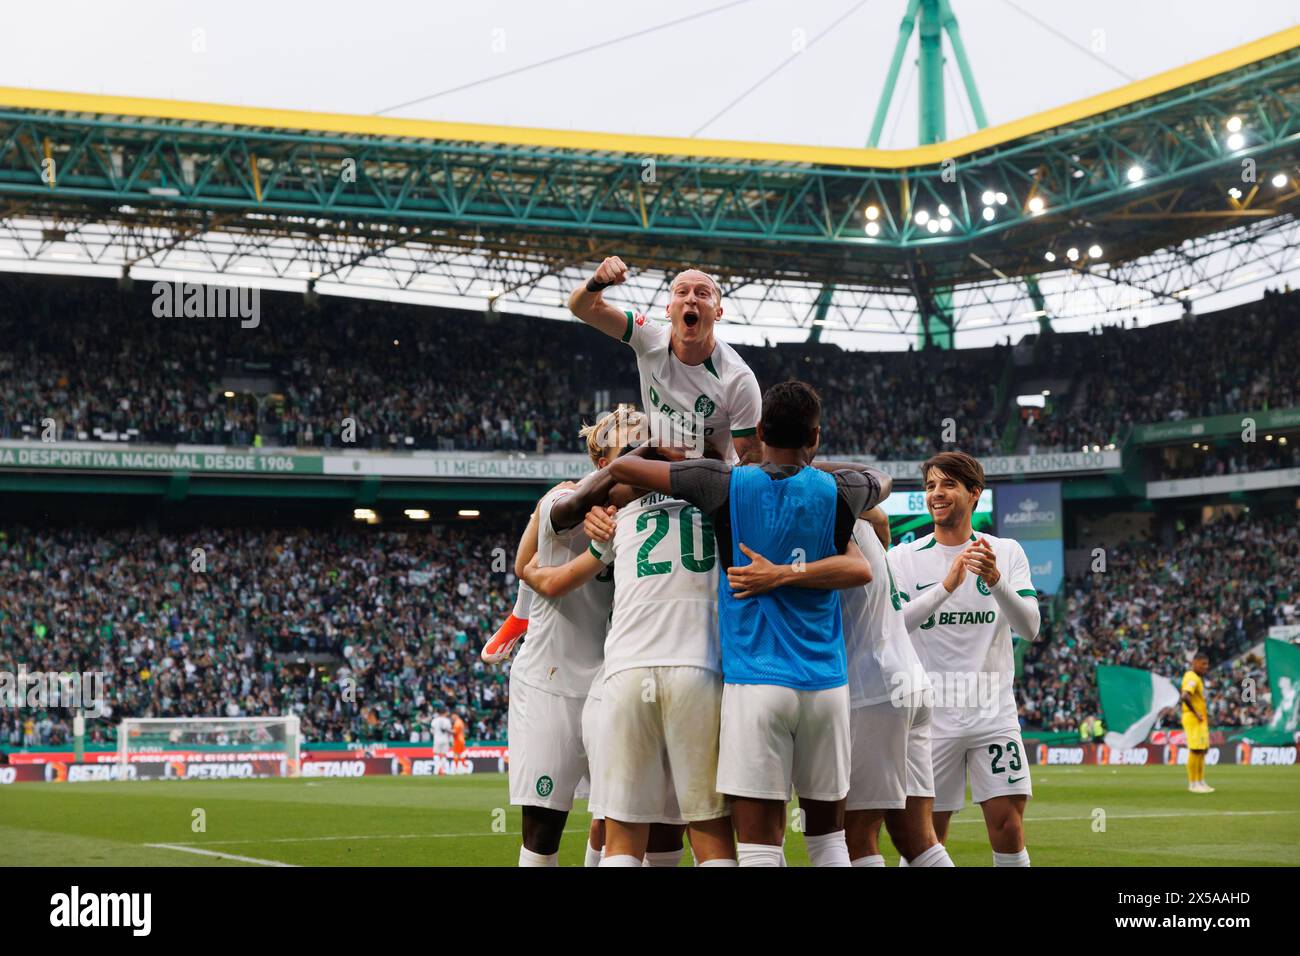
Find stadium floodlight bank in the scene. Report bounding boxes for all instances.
[116,716,301,777]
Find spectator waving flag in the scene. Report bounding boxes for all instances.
[1097,665,1182,749]
[1263,638,1300,744]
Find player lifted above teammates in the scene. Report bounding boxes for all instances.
[888,451,1041,867]
[568,255,762,464]
[484,256,761,666]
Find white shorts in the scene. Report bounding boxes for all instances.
[599,666,721,824]
[716,682,850,802]
[846,701,908,811]
[932,727,1033,813]
[507,674,587,811]
[579,691,603,818]
[904,702,936,799]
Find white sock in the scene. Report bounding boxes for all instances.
[518,846,558,867]
[898,855,909,867]
[993,849,1030,867]
[644,849,685,868]
[737,842,784,867]
[599,854,642,867]
[910,843,956,867]
[805,831,851,867]
[851,854,886,867]
[583,843,602,868]
[697,857,738,867]
[513,582,534,619]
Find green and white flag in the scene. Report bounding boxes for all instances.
[1264,638,1300,742]
[1097,665,1181,749]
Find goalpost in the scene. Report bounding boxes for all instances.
[116,715,301,776]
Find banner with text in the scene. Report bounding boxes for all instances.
[0,443,1120,484]
[995,480,1064,595]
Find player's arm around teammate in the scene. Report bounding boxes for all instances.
[725,539,872,597]
[862,505,890,549]
[482,481,575,664]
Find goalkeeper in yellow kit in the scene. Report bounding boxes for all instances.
[1180,652,1214,793]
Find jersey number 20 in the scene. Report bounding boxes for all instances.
[636,507,715,577]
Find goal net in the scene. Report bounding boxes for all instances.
[116,715,301,776]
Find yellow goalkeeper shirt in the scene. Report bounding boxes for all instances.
[1180,670,1207,721]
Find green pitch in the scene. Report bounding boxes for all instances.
[2,766,1297,866]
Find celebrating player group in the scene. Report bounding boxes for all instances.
[480,255,1042,867]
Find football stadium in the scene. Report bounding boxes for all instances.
[1,0,1298,907]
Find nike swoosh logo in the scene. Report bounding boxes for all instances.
[1008,776,1025,783]
[917,582,937,590]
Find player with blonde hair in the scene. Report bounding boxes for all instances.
[504,407,643,866]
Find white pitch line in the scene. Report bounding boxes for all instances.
[145,842,298,866]
[161,828,588,848]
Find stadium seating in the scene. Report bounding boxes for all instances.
[2,273,1295,460]
[2,508,1294,748]
[1021,511,1298,732]
[0,524,514,747]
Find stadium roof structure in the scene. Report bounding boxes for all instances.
[1,23,1299,342]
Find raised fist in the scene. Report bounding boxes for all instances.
[592,256,629,287]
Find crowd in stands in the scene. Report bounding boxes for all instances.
[1155,435,1297,481]
[3,274,1296,461]
[1025,290,1300,452]
[736,343,1005,458]
[1019,510,1298,733]
[3,506,1294,749]
[0,524,517,748]
[0,275,1004,460]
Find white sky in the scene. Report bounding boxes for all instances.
[3,0,1299,347]
[8,0,1297,148]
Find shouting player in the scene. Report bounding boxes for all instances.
[888,451,1041,867]
[568,255,762,464]
[1181,651,1214,793]
[608,381,890,867]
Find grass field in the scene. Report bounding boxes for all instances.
[2,766,1297,866]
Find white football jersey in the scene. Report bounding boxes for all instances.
[621,310,761,463]
[592,491,720,677]
[431,715,452,740]
[888,531,1035,738]
[841,520,931,708]
[510,486,614,698]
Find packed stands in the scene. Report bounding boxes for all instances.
[1020,510,1298,732]
[3,273,1296,460]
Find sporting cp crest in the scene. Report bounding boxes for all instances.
[694,394,716,417]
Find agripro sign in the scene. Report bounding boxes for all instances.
[994,481,1064,595]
